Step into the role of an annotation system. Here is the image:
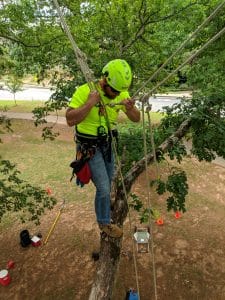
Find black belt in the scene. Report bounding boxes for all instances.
[75,130,118,162]
[75,129,118,145]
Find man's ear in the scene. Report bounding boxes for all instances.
[102,76,107,83]
[101,77,107,87]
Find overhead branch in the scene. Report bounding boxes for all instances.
[122,1,199,52]
[150,2,200,24]
[0,34,64,48]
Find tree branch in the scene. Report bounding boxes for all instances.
[89,118,192,299]
[0,34,64,48]
[122,1,199,52]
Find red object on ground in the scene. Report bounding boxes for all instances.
[46,188,52,195]
[175,211,182,219]
[31,236,41,247]
[0,269,11,286]
[7,260,15,270]
[156,218,164,225]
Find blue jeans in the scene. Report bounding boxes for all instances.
[88,144,114,225]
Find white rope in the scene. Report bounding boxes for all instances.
[111,137,141,298]
[142,26,225,100]
[136,24,225,299]
[141,103,158,300]
[100,100,141,298]
[52,0,95,89]
[133,0,225,98]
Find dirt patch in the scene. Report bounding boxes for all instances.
[1,131,225,299]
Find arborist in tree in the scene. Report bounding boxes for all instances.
[66,59,140,238]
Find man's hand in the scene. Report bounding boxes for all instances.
[66,90,101,127]
[87,90,101,106]
[122,98,140,122]
[121,98,135,111]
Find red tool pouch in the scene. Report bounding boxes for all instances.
[76,161,91,184]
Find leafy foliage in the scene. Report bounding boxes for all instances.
[151,169,188,212]
[0,115,12,143]
[117,122,152,174]
[129,193,151,223]
[129,193,164,223]
[0,159,57,224]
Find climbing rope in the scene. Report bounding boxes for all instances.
[145,104,159,177]
[51,0,141,295]
[131,5,225,298]
[141,25,225,102]
[98,99,141,297]
[133,0,225,98]
[141,102,158,300]
[52,0,95,89]
[111,134,141,298]
[137,16,225,300]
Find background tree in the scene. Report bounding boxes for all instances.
[5,75,23,105]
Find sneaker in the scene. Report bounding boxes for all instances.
[99,224,123,238]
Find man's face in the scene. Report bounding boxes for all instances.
[103,80,120,99]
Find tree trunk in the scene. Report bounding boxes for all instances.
[14,93,17,106]
[89,119,191,299]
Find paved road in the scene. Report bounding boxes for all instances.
[0,86,190,112]
[0,86,54,101]
[1,111,66,125]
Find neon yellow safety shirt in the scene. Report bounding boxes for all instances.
[68,82,130,136]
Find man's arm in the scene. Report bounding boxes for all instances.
[122,99,140,122]
[66,90,100,127]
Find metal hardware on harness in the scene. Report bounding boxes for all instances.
[97,125,107,138]
[133,227,150,253]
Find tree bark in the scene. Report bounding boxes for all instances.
[89,119,191,299]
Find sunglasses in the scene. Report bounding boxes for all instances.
[106,84,120,94]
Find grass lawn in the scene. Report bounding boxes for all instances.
[0,100,163,122]
[0,100,46,113]
[0,100,67,116]
[0,119,95,225]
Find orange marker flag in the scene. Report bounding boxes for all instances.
[174,211,182,219]
[46,187,52,195]
[156,218,164,225]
